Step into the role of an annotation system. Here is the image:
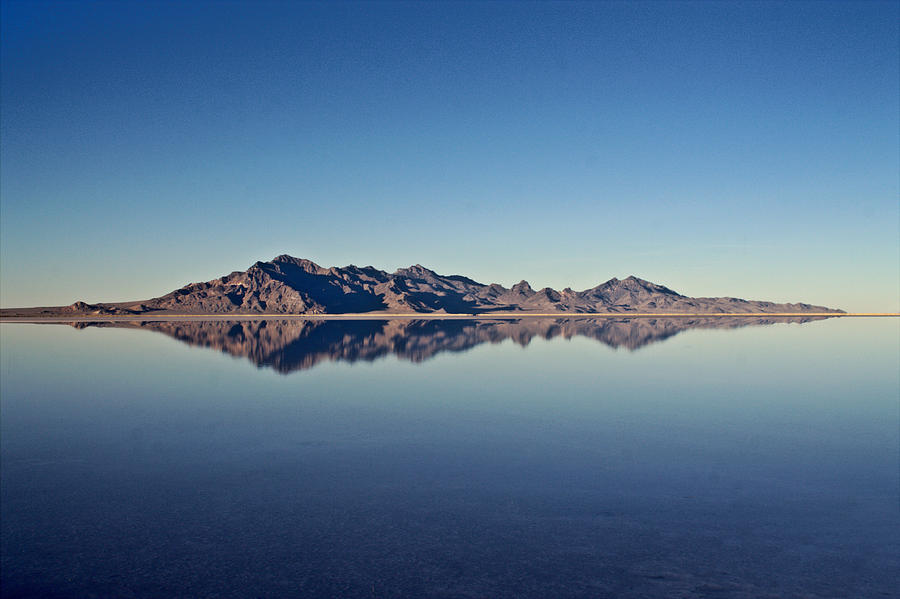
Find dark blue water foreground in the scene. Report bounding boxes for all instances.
[1,317,898,598]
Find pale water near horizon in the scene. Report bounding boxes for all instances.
[1,317,898,598]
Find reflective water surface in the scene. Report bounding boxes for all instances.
[68,315,832,373]
[1,317,898,598]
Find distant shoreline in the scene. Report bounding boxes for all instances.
[0,312,896,323]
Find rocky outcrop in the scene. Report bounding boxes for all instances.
[4,254,843,316]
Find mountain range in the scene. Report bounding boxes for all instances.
[1,254,842,316]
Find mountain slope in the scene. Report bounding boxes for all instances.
[2,254,843,316]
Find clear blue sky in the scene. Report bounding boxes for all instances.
[1,0,897,311]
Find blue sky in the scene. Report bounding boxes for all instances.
[1,0,898,311]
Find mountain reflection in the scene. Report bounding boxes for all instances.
[71,316,831,374]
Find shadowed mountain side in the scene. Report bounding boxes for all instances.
[68,316,833,374]
[1,254,843,316]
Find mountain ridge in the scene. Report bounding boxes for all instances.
[1,254,844,316]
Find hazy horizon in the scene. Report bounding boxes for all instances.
[2,1,898,312]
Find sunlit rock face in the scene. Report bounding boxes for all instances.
[30,254,842,317]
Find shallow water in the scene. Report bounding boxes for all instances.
[1,317,898,598]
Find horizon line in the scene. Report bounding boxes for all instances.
[1,312,897,323]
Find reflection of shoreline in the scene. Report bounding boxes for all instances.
[4,312,876,323]
[63,316,835,375]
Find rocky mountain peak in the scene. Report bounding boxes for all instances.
[270,255,324,275]
[511,280,534,294]
[395,264,437,278]
[12,256,840,317]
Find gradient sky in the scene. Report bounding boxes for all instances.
[1,0,898,311]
